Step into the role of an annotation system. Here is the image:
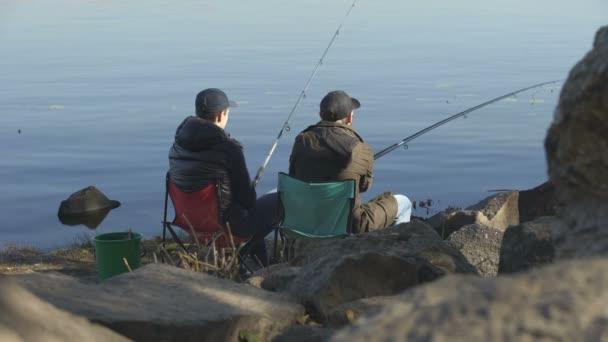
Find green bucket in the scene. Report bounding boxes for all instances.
[94,232,144,281]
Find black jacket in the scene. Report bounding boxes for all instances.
[168,116,256,226]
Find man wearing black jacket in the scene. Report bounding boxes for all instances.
[168,88,276,263]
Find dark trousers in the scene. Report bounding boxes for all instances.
[233,192,279,265]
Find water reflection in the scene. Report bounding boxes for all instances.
[58,207,114,229]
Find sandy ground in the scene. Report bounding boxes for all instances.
[0,239,166,283]
[0,238,262,283]
[0,245,98,282]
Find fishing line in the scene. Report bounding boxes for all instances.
[373,80,562,160]
[252,0,358,188]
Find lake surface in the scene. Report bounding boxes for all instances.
[1,0,606,249]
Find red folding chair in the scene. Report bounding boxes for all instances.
[161,172,249,256]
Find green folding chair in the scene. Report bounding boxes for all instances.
[274,172,356,261]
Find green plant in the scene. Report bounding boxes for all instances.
[238,330,260,342]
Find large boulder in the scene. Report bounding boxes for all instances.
[498,216,559,274]
[518,181,556,223]
[545,25,608,258]
[446,224,503,277]
[332,257,608,341]
[258,263,302,292]
[12,264,304,342]
[427,191,519,237]
[425,210,484,238]
[58,186,120,216]
[272,326,335,342]
[246,263,301,292]
[57,186,121,229]
[0,277,128,342]
[289,220,477,274]
[326,296,394,328]
[466,191,519,229]
[260,221,477,322]
[285,252,442,322]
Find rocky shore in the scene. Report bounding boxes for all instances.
[2,25,607,341]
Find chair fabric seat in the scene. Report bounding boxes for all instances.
[167,179,245,248]
[277,172,355,238]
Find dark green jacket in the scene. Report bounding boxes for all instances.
[289,121,398,233]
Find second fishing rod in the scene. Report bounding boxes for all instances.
[373,80,561,160]
[252,0,358,188]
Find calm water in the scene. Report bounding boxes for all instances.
[1,0,606,249]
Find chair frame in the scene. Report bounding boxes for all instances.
[273,172,355,262]
[161,172,255,272]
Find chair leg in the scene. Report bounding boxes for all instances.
[281,232,288,262]
[288,238,297,261]
[249,239,269,268]
[163,222,189,254]
[238,254,254,274]
[273,228,279,264]
[162,174,170,243]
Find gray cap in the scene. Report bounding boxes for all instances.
[320,90,361,120]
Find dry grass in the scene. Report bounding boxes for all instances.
[0,243,42,260]
[0,243,96,280]
[1,220,260,283]
[154,217,256,281]
[0,238,167,282]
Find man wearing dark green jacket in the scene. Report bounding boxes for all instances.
[289,90,412,233]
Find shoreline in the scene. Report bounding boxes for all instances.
[0,238,163,282]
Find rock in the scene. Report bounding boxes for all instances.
[58,186,120,215]
[545,25,608,258]
[426,210,482,238]
[287,252,441,322]
[428,192,519,237]
[499,216,559,274]
[248,263,302,292]
[289,220,477,275]
[263,221,477,322]
[595,26,608,47]
[465,191,520,231]
[0,277,129,342]
[331,257,608,342]
[272,326,335,342]
[58,186,120,228]
[58,207,113,229]
[12,264,304,342]
[326,296,393,327]
[518,181,556,223]
[244,276,265,288]
[446,224,503,277]
[262,265,302,292]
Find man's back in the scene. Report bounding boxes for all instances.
[169,116,255,226]
[289,120,400,233]
[289,121,374,204]
[287,89,412,232]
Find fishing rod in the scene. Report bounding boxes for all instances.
[252,0,358,188]
[373,80,561,160]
